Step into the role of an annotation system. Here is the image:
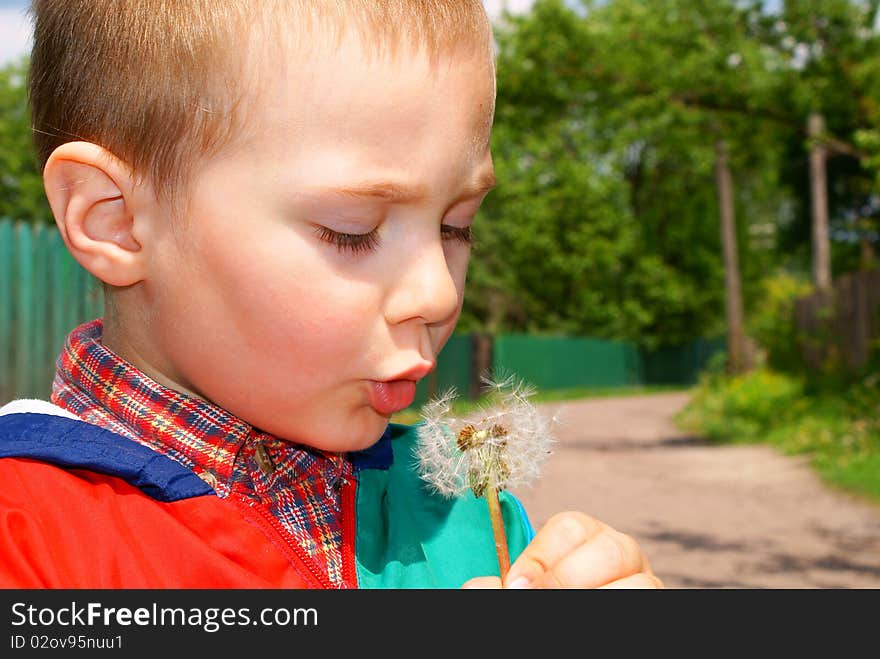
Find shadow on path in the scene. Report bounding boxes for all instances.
[519,393,880,588]
[561,435,709,452]
[641,523,880,587]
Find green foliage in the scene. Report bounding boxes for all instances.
[770,0,880,273]
[858,127,880,190]
[468,0,741,345]
[0,57,51,224]
[678,368,805,440]
[678,368,880,502]
[462,0,880,345]
[4,0,877,347]
[747,271,814,371]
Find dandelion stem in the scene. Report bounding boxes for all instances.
[486,484,510,582]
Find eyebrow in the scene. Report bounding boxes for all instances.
[304,170,497,203]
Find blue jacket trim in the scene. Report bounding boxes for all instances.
[0,413,214,503]
[347,423,394,471]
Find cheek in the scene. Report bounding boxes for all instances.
[202,221,346,307]
[183,222,378,366]
[447,245,471,300]
[233,256,372,344]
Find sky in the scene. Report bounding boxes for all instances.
[0,0,538,66]
[0,0,30,66]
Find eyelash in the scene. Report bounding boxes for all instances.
[314,225,473,254]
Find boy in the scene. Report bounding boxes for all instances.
[0,0,661,589]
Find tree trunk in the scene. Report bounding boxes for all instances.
[471,333,493,400]
[854,272,869,370]
[808,112,832,293]
[715,140,750,375]
[860,234,875,271]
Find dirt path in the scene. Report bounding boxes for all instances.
[507,392,880,588]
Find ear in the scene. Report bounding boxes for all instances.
[42,141,148,287]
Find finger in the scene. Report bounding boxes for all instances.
[462,576,502,589]
[504,512,605,588]
[530,529,646,589]
[599,572,664,589]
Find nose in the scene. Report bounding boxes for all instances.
[384,237,461,327]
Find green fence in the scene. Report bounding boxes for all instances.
[1,218,724,407]
[641,337,727,386]
[413,334,474,408]
[411,333,725,408]
[493,334,644,390]
[0,219,104,401]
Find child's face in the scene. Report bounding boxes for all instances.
[138,35,496,451]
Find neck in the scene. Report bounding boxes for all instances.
[101,308,207,402]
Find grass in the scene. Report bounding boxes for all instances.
[676,368,880,505]
[390,383,688,425]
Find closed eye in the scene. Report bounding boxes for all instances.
[313,226,380,254]
[441,225,473,245]
[315,224,473,255]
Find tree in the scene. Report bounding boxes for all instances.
[468,0,784,351]
[0,57,51,224]
[464,0,878,353]
[770,0,880,277]
[716,139,751,373]
[808,112,832,291]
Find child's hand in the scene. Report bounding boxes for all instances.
[463,511,663,589]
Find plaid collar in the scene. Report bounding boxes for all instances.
[51,318,355,587]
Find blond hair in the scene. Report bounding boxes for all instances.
[28,0,494,216]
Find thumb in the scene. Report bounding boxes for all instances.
[461,576,503,589]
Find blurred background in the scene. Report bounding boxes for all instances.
[0,0,878,587]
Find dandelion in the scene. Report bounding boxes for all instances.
[415,372,555,579]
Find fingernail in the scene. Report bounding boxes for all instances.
[507,576,531,589]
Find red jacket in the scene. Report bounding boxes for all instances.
[0,412,338,588]
[0,409,534,588]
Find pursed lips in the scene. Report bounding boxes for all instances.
[367,361,435,415]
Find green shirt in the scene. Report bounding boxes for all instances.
[354,423,535,589]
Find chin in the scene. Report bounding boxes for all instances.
[300,412,390,454]
[347,414,393,451]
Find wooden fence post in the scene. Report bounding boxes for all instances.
[809,112,832,293]
[471,333,493,400]
[715,139,751,375]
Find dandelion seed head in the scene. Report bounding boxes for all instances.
[415,374,555,498]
